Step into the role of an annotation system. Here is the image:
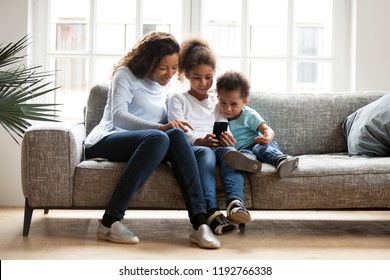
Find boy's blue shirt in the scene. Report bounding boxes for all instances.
[228,106,266,150]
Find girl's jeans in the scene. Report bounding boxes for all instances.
[193,146,246,210]
[85,128,207,221]
[192,146,218,211]
[215,146,245,204]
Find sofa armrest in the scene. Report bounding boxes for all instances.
[21,122,86,207]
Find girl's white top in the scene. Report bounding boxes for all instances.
[168,91,227,144]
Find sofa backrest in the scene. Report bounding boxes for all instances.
[248,92,388,155]
[85,84,109,136]
[85,85,388,155]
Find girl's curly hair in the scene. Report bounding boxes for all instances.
[178,37,216,82]
[113,31,180,78]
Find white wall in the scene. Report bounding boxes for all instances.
[0,0,28,206]
[0,0,390,206]
[354,0,390,91]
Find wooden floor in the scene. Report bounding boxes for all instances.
[1,207,389,260]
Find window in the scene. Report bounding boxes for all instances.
[201,0,339,93]
[30,0,351,119]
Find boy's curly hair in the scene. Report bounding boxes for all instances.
[113,31,180,78]
[178,37,216,82]
[216,71,251,99]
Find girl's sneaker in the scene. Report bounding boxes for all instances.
[207,211,238,235]
[190,224,221,249]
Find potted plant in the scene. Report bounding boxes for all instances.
[0,35,60,144]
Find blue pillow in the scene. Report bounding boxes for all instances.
[342,93,390,157]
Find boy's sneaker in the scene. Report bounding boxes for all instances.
[190,224,221,249]
[207,211,238,235]
[227,199,252,224]
[97,221,139,244]
[225,150,261,173]
[277,156,299,178]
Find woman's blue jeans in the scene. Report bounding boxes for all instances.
[85,128,207,221]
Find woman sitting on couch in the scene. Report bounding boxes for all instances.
[84,31,220,249]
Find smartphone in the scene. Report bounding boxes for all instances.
[213,121,228,139]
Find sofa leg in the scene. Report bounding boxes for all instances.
[23,199,34,237]
[44,209,49,214]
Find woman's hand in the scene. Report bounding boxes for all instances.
[160,120,194,132]
[219,131,236,147]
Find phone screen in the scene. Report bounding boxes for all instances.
[213,122,228,139]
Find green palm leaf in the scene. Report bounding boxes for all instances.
[0,36,61,145]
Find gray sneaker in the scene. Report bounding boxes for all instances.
[225,151,261,173]
[97,221,139,244]
[190,224,221,249]
[277,156,299,178]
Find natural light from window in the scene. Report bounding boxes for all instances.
[36,0,338,120]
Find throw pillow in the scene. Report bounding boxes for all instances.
[342,93,390,156]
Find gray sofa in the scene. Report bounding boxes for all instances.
[21,84,390,236]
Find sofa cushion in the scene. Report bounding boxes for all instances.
[85,84,109,136]
[249,154,390,209]
[73,161,187,209]
[342,93,390,156]
[73,160,253,209]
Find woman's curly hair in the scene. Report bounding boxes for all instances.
[113,31,180,78]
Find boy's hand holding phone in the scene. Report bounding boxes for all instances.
[213,122,236,147]
[219,131,236,147]
[213,122,228,139]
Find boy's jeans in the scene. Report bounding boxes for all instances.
[242,140,284,167]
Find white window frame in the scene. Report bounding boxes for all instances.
[29,0,352,119]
